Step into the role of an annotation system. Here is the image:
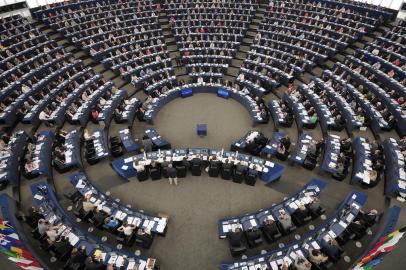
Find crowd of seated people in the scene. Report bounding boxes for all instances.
[74,193,154,249]
[306,80,348,131]
[226,194,325,256]
[164,0,257,81]
[330,62,398,131]
[332,138,353,181]
[320,69,390,133]
[269,99,294,127]
[285,84,319,129]
[22,133,49,179]
[35,0,175,96]
[65,79,115,125]
[0,18,81,126]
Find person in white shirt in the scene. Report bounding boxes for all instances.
[118,223,136,236]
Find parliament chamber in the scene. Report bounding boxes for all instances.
[1,0,406,270]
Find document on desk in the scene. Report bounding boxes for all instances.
[249,219,257,228]
[33,194,43,201]
[68,232,79,246]
[108,254,118,264]
[270,261,278,270]
[339,220,347,229]
[124,157,133,163]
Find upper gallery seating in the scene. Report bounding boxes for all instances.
[33,0,175,95]
[163,0,258,84]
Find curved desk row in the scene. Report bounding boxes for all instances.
[218,179,327,238]
[30,130,55,180]
[54,129,82,172]
[350,205,402,270]
[111,148,285,184]
[321,134,341,175]
[0,130,28,187]
[351,137,374,187]
[69,171,168,235]
[220,191,368,270]
[30,182,159,270]
[383,138,406,202]
[143,83,267,125]
[97,89,127,125]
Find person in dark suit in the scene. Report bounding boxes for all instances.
[262,218,280,240]
[320,236,342,261]
[228,227,244,247]
[292,203,310,225]
[245,226,262,247]
[84,256,106,270]
[64,246,87,270]
[53,236,72,257]
[347,220,367,238]
[26,206,44,228]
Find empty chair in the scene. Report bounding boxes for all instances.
[244,168,257,186]
[137,168,149,182]
[150,167,162,180]
[233,165,247,183]
[176,165,187,178]
[208,160,220,177]
[190,158,202,176]
[221,162,233,180]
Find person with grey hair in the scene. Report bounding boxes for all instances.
[167,163,178,185]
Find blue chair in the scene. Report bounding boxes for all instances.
[197,124,207,136]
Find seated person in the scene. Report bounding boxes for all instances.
[308,247,329,267]
[277,209,294,233]
[133,160,145,172]
[117,222,136,237]
[104,216,120,232]
[307,196,323,216]
[84,255,106,270]
[37,219,48,236]
[227,227,244,247]
[53,236,73,259]
[365,169,380,187]
[245,226,262,247]
[82,196,95,215]
[320,236,342,261]
[26,206,44,228]
[262,218,280,240]
[347,219,367,238]
[292,203,310,225]
[276,143,289,160]
[136,228,153,248]
[45,224,59,244]
[358,209,379,227]
[64,246,87,270]
[293,255,312,270]
[92,208,107,227]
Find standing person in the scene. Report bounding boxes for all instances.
[167,163,178,185]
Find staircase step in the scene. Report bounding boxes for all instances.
[102,70,119,80]
[231,59,243,67]
[226,67,241,77]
